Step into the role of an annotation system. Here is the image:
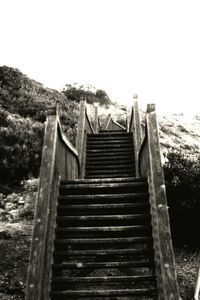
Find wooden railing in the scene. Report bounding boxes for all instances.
[138,104,180,299]
[94,105,101,133]
[128,96,144,176]
[25,107,80,300]
[76,96,94,178]
[104,113,126,131]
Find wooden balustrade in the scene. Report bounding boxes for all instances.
[94,105,101,133]
[104,114,126,131]
[138,104,180,299]
[25,107,79,300]
[76,96,94,178]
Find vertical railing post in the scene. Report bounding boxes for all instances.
[94,105,99,134]
[132,94,142,176]
[76,96,87,174]
[104,113,112,130]
[126,108,130,132]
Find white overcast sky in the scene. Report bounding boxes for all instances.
[0,0,200,114]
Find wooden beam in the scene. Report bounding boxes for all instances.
[146,108,180,299]
[25,112,58,300]
[76,97,86,168]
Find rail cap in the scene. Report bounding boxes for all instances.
[147,104,155,113]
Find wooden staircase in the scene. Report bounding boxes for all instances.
[25,97,180,300]
[85,132,135,178]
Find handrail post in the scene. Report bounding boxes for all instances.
[146,104,180,299]
[126,109,130,132]
[132,94,142,176]
[94,105,99,133]
[76,96,87,171]
[104,113,112,130]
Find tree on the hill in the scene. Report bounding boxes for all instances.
[62,84,111,106]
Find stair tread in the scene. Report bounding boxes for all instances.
[52,261,153,269]
[52,275,156,283]
[57,203,148,210]
[56,225,150,232]
[50,288,157,297]
[60,182,147,189]
[53,248,151,256]
[60,177,146,184]
[85,164,134,170]
[57,214,149,220]
[55,236,152,244]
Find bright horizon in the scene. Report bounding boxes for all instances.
[1,0,200,115]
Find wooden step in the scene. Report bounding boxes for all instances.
[86,152,133,158]
[52,275,156,284]
[88,133,131,137]
[52,260,153,270]
[87,143,133,149]
[57,214,149,221]
[59,182,147,195]
[57,203,149,217]
[85,174,135,179]
[86,155,134,162]
[54,237,152,246]
[56,225,151,233]
[55,225,151,238]
[57,203,149,211]
[59,182,148,190]
[85,164,134,170]
[58,192,148,205]
[56,214,150,227]
[86,148,133,154]
[53,248,151,257]
[60,177,146,184]
[86,159,134,166]
[87,136,132,141]
[50,288,157,298]
[85,169,134,175]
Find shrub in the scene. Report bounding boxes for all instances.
[163,150,200,246]
[0,109,44,186]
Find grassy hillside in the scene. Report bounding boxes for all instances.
[159,113,200,156]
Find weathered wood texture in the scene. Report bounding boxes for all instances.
[76,98,94,177]
[139,105,180,300]
[94,106,101,133]
[129,98,143,176]
[105,115,126,131]
[25,109,79,300]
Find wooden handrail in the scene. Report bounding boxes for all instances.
[76,96,94,178]
[25,107,79,300]
[138,104,180,299]
[105,114,125,131]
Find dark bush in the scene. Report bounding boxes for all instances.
[0,110,44,185]
[164,151,200,246]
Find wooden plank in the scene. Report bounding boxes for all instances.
[50,288,157,297]
[94,106,98,133]
[52,261,152,269]
[146,105,180,299]
[53,248,150,256]
[52,275,156,283]
[25,113,58,300]
[132,96,143,176]
[76,98,86,167]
